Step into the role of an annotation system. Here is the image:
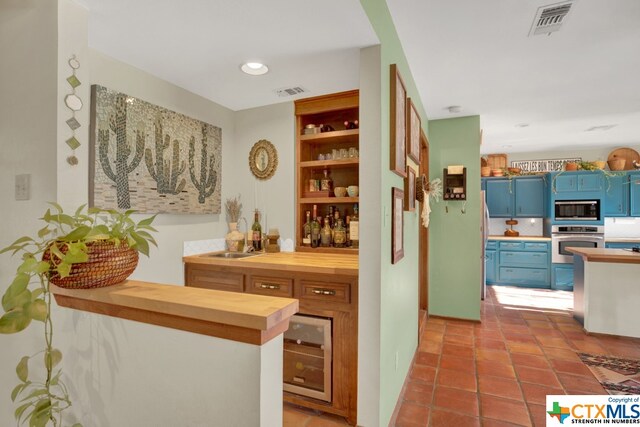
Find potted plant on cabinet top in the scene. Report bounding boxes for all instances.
[0,203,157,427]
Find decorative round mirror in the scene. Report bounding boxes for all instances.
[249,139,278,180]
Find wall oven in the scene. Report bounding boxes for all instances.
[283,314,332,402]
[551,225,604,263]
[554,200,600,222]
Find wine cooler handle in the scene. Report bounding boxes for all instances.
[312,288,336,296]
[260,283,280,290]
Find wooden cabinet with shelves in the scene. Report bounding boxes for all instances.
[184,262,358,425]
[295,91,359,253]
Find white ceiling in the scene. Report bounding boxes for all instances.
[81,0,640,154]
[81,0,378,111]
[387,0,640,154]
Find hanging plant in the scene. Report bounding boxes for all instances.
[0,204,157,427]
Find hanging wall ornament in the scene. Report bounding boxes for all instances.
[65,55,82,165]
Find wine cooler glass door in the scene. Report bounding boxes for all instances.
[283,314,332,402]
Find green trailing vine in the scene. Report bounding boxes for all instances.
[0,204,157,426]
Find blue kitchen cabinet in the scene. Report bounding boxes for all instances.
[552,172,603,195]
[554,174,577,193]
[603,173,629,217]
[485,249,496,284]
[484,177,546,218]
[514,177,545,217]
[486,180,513,217]
[631,172,640,217]
[605,242,640,249]
[552,264,574,291]
[490,239,551,288]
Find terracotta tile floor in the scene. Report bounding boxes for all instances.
[283,285,640,426]
[392,285,640,427]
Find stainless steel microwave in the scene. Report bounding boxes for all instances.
[554,200,600,221]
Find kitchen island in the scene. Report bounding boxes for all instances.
[568,247,640,339]
[183,251,359,425]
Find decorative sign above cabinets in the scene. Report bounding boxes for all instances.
[510,158,582,173]
[90,85,222,214]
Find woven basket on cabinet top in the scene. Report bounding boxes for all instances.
[43,240,139,289]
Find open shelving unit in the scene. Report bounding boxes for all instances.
[295,90,359,254]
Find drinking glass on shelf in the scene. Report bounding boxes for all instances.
[339,148,348,159]
[349,147,358,158]
[318,153,325,161]
[325,152,332,160]
[332,149,339,160]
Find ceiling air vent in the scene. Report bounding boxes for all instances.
[528,1,574,37]
[274,86,308,98]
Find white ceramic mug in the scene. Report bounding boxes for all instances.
[347,185,359,197]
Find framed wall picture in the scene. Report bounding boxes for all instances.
[392,187,404,264]
[390,64,407,178]
[404,166,416,212]
[406,98,421,164]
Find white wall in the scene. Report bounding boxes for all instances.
[357,44,382,427]
[0,0,59,422]
[234,103,296,240]
[54,307,282,426]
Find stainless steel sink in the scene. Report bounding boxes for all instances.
[204,252,261,259]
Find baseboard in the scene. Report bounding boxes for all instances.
[387,349,418,427]
[429,314,481,324]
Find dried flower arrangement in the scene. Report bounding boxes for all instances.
[224,196,242,223]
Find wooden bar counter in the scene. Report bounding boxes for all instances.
[52,279,299,345]
[568,247,640,339]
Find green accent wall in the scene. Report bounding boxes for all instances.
[359,1,430,424]
[428,116,482,320]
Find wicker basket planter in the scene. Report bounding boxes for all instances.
[43,240,139,289]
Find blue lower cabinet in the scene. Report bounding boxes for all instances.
[498,267,549,288]
[552,264,574,291]
[631,173,640,216]
[486,250,496,284]
[605,242,640,249]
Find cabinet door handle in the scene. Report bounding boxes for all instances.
[518,206,522,213]
[312,288,336,296]
[505,269,513,273]
[260,283,280,290]
[533,254,542,257]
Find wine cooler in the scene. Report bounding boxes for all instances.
[283,314,332,402]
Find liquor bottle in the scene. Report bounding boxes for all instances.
[252,210,262,251]
[345,216,351,247]
[321,215,332,247]
[333,218,347,248]
[320,168,333,192]
[328,206,335,228]
[302,211,311,247]
[351,204,359,249]
[311,205,321,248]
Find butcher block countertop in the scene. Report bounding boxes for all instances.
[605,237,640,243]
[183,251,359,277]
[52,280,298,345]
[567,247,640,264]
[488,235,551,242]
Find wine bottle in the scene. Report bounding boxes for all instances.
[351,203,359,249]
[302,211,311,247]
[333,218,347,248]
[252,210,262,251]
[311,205,321,248]
[321,215,332,247]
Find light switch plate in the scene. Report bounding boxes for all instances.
[15,174,30,200]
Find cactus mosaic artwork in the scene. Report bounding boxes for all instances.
[90,85,221,214]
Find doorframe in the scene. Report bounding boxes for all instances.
[418,130,429,332]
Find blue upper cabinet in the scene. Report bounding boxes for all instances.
[603,173,629,217]
[631,172,640,217]
[553,171,603,194]
[554,174,577,193]
[484,177,546,218]
[486,179,513,217]
[514,177,545,217]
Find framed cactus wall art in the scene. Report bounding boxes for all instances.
[89,85,222,214]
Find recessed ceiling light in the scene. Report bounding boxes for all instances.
[445,105,461,114]
[515,123,529,128]
[585,125,617,132]
[241,62,269,76]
